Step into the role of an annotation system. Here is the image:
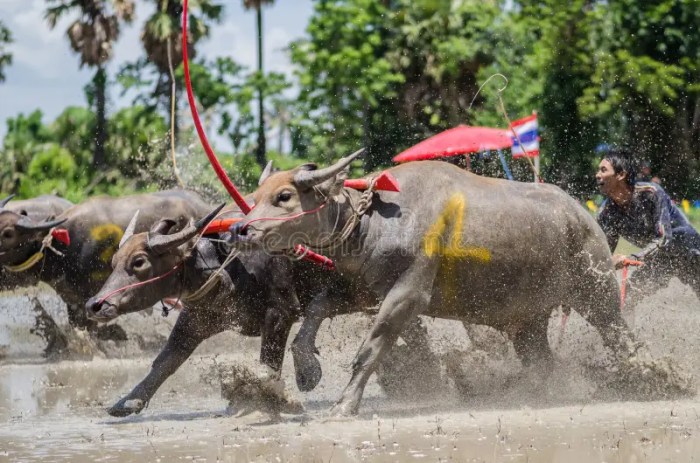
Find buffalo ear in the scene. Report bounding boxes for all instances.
[150,219,178,235]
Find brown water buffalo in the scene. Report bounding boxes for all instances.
[230,155,681,416]
[0,190,211,339]
[85,205,436,417]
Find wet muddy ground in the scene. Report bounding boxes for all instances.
[1,278,700,462]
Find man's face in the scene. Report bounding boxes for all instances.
[596,159,626,196]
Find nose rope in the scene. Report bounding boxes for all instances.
[96,262,183,307]
[238,201,329,232]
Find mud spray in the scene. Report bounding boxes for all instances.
[1,278,699,461]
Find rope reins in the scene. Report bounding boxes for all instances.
[95,262,184,307]
[239,201,329,231]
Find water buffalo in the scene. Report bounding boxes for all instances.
[0,194,74,291]
[1,194,73,220]
[0,190,211,339]
[85,205,436,417]
[230,155,679,416]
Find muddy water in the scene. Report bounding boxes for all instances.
[1,278,699,462]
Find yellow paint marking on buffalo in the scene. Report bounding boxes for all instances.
[422,193,491,262]
[89,224,124,281]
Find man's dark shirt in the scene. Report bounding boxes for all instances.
[597,182,700,260]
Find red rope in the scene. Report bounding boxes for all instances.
[620,258,643,310]
[239,202,328,231]
[97,263,183,306]
[181,0,251,214]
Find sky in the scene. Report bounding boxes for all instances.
[0,0,314,148]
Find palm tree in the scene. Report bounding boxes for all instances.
[243,0,275,167]
[140,0,223,142]
[45,0,135,169]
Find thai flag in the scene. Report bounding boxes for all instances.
[510,113,539,158]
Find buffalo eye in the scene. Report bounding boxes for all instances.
[276,191,292,203]
[2,229,13,239]
[131,257,147,271]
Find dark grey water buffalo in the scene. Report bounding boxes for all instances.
[1,194,73,220]
[230,155,683,416]
[0,190,211,338]
[85,204,435,416]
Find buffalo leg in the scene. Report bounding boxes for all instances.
[330,259,438,416]
[291,288,354,392]
[576,273,639,363]
[108,308,225,417]
[512,314,553,369]
[375,316,442,399]
[260,306,295,376]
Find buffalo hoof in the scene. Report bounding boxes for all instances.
[329,400,358,418]
[292,345,323,392]
[107,398,146,417]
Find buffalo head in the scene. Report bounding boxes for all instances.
[230,149,364,253]
[0,208,66,266]
[85,205,224,322]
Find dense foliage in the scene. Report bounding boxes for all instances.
[1,0,698,201]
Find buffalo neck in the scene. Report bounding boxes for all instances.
[317,187,372,271]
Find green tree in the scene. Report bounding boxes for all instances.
[291,0,518,169]
[243,0,275,167]
[131,0,223,141]
[45,0,135,169]
[0,20,12,82]
[577,0,700,196]
[290,0,403,167]
[1,111,53,193]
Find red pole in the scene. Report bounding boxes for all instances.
[182,0,251,214]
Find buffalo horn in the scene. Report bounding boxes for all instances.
[149,204,226,255]
[119,210,140,248]
[293,148,365,189]
[0,194,15,209]
[14,216,67,232]
[258,160,274,186]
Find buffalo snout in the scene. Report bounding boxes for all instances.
[85,296,117,322]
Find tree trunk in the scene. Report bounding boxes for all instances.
[93,66,107,169]
[255,6,266,167]
[278,116,285,154]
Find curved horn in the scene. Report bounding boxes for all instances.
[293,148,365,189]
[14,216,67,232]
[119,210,140,248]
[0,194,15,209]
[258,160,274,186]
[194,203,226,230]
[148,204,226,255]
